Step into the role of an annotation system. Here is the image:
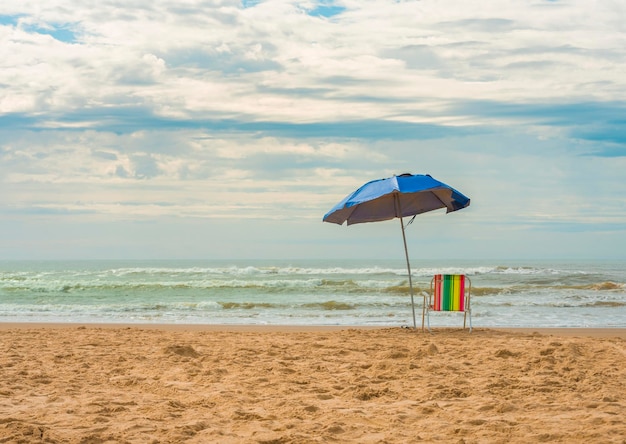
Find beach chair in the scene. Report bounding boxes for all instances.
[422,274,472,332]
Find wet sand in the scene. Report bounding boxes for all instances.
[1,324,625,443]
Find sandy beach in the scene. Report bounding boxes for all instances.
[1,325,625,443]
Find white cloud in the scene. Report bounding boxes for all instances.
[1,0,625,259]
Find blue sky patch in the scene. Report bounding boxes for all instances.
[0,15,21,26]
[241,0,262,8]
[24,23,78,43]
[308,2,346,18]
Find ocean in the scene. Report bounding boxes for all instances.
[0,259,624,328]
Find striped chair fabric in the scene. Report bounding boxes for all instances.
[432,274,467,312]
[423,274,472,332]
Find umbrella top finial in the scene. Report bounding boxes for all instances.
[396,173,433,178]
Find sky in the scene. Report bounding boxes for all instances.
[1,0,625,261]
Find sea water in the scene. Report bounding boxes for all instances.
[0,259,624,328]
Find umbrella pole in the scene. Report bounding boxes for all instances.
[399,216,417,330]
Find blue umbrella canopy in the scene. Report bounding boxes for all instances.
[323,173,470,330]
[323,173,470,225]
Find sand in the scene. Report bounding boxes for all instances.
[1,325,625,443]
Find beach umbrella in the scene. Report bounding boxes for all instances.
[323,173,470,329]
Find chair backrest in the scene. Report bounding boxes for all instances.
[431,274,468,312]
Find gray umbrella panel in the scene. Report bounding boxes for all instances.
[325,188,459,225]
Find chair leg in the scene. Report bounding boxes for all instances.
[422,291,432,333]
[463,310,472,332]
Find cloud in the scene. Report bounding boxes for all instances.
[448,100,626,153]
[1,0,625,259]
